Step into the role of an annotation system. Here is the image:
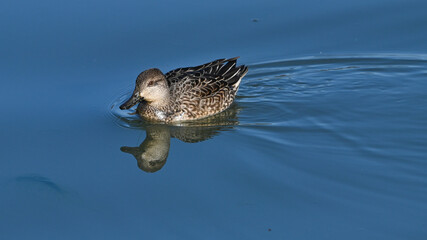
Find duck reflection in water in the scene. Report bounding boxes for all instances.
[120,104,241,173]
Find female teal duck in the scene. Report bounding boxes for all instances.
[120,57,248,122]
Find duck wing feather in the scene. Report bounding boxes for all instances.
[165,57,241,86]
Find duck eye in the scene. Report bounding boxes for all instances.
[147,81,154,87]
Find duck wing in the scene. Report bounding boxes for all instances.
[165,57,241,86]
[177,63,248,99]
[168,64,247,120]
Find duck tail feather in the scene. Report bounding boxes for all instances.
[218,59,237,76]
[226,65,248,86]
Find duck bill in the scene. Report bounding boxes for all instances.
[120,93,141,110]
[120,146,139,155]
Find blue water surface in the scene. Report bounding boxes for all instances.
[1,0,427,239]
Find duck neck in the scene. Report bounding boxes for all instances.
[149,92,171,110]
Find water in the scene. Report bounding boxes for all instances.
[1,0,427,239]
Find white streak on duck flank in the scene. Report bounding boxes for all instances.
[155,110,166,120]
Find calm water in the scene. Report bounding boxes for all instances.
[1,0,427,239]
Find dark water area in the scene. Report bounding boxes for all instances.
[1,0,427,239]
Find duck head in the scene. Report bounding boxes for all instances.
[120,68,170,110]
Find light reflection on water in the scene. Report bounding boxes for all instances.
[111,103,241,173]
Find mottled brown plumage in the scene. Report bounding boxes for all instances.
[120,57,248,122]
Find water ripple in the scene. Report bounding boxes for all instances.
[110,54,427,196]
[234,53,427,204]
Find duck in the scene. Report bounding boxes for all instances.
[120,57,248,122]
